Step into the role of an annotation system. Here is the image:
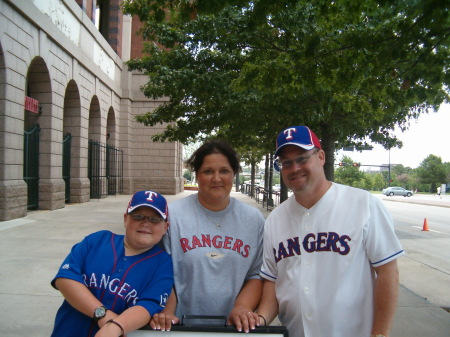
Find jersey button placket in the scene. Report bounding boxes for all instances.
[304,212,311,230]
[302,211,314,323]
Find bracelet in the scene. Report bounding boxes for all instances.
[106,319,124,337]
[258,314,267,326]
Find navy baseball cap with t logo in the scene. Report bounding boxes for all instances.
[126,190,168,220]
[274,125,321,159]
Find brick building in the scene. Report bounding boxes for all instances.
[0,0,184,221]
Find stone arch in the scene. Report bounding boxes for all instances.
[106,106,116,146]
[25,56,60,210]
[88,95,102,142]
[62,79,82,203]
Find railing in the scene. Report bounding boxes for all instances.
[240,183,281,211]
[62,133,71,203]
[24,124,40,209]
[88,140,123,199]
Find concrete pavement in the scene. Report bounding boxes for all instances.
[0,190,449,337]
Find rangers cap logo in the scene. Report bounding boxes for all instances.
[274,125,321,159]
[126,190,168,220]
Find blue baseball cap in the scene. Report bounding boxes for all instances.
[274,125,321,158]
[126,190,168,220]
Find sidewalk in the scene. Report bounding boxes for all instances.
[0,191,449,336]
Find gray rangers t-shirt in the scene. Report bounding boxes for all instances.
[164,193,264,321]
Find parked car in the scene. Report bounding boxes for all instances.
[273,184,280,192]
[382,187,413,197]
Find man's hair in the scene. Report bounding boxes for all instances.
[186,140,241,174]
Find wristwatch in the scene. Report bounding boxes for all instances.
[92,305,107,322]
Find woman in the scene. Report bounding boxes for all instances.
[51,190,173,337]
[152,140,265,333]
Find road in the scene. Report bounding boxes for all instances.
[379,197,450,309]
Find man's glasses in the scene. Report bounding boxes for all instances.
[277,149,319,170]
[130,213,165,224]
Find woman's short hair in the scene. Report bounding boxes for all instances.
[186,140,241,174]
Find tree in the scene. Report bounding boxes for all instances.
[372,173,387,191]
[416,154,447,192]
[445,162,450,183]
[354,173,374,191]
[334,155,364,187]
[122,0,450,182]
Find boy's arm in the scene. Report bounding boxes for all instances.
[54,278,118,326]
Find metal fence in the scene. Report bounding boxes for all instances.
[240,183,281,211]
[62,133,71,203]
[23,124,40,209]
[88,140,123,199]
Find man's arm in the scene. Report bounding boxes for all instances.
[255,279,279,326]
[371,259,400,336]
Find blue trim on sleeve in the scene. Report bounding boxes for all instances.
[371,250,404,266]
[260,270,277,280]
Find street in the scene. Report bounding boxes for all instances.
[380,196,450,308]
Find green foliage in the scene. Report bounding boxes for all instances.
[372,173,387,191]
[334,155,365,187]
[354,174,374,191]
[122,0,450,181]
[415,154,447,192]
[183,169,193,181]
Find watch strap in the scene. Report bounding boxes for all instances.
[92,305,107,322]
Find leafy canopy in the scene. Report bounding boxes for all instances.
[122,0,450,178]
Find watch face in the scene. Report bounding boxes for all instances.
[95,306,106,318]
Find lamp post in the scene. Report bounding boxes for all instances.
[388,147,391,187]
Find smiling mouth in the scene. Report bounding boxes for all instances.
[290,172,306,180]
[137,230,151,234]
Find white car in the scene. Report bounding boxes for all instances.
[382,186,413,197]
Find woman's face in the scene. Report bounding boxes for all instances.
[196,153,234,209]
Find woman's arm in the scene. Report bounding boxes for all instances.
[227,278,263,333]
[149,289,180,331]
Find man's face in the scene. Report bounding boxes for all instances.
[278,145,324,194]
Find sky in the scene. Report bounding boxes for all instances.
[335,102,450,170]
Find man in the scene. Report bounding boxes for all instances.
[256,126,404,337]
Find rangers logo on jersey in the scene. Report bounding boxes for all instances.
[274,232,351,263]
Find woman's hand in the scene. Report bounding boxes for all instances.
[150,312,180,331]
[228,306,260,333]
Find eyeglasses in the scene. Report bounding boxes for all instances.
[278,149,319,170]
[130,213,166,224]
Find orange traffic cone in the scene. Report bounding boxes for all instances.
[422,218,429,231]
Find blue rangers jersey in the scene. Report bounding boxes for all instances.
[51,230,173,337]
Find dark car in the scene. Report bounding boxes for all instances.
[382,186,414,197]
